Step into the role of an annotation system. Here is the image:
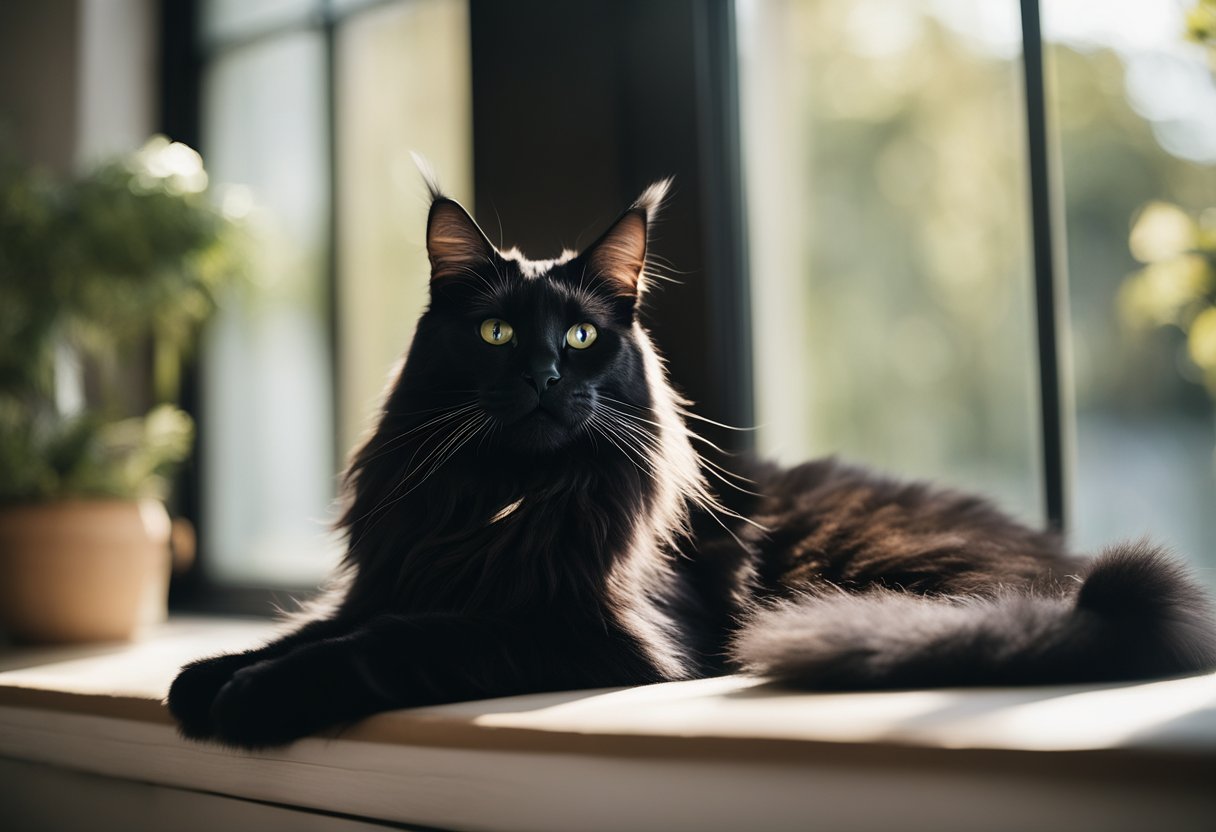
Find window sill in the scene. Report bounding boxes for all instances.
[1,618,1214,831]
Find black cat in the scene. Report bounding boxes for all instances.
[169,181,1216,748]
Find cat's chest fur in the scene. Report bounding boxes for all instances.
[346,459,653,605]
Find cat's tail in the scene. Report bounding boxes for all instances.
[729,542,1216,688]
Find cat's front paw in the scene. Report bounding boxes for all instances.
[209,655,338,749]
[167,652,255,739]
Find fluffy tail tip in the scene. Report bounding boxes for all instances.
[1079,541,1205,616]
[1074,542,1216,676]
[729,542,1216,689]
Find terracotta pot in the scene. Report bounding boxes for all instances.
[0,499,172,643]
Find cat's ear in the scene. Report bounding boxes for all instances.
[583,178,671,302]
[426,197,495,281]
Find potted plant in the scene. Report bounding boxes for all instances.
[0,136,242,643]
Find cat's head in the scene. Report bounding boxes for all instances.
[400,181,673,456]
[341,181,718,599]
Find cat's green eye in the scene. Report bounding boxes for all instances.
[480,318,514,345]
[566,323,598,349]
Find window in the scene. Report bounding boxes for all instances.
[738,0,1042,522]
[739,0,1216,585]
[201,26,334,585]
[1046,1,1216,572]
[189,0,471,593]
[170,0,1216,601]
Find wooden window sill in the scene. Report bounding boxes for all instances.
[1,617,1214,831]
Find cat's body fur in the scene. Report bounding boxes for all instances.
[169,183,1216,748]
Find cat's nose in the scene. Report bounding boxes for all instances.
[522,358,561,396]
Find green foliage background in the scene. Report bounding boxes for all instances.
[1117,2,1216,398]
[0,137,242,503]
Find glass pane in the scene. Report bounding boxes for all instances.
[201,33,339,585]
[200,0,321,48]
[737,0,1041,522]
[336,0,473,454]
[1047,0,1216,583]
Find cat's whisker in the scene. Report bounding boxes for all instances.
[394,397,481,417]
[597,400,665,430]
[586,414,654,481]
[597,394,654,412]
[590,412,760,548]
[695,455,760,492]
[399,413,486,487]
[379,402,480,436]
[641,266,683,288]
[644,252,692,276]
[605,394,754,437]
[584,422,601,455]
[608,411,755,489]
[357,416,477,475]
[594,402,765,527]
[594,409,764,535]
[360,404,481,464]
[699,463,764,499]
[474,415,500,455]
[351,415,488,549]
[397,415,490,500]
[590,410,659,453]
[594,428,657,486]
[596,399,758,492]
[675,407,757,432]
[595,401,695,454]
[597,418,665,463]
[348,411,486,544]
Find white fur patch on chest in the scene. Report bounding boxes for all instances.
[490,498,525,524]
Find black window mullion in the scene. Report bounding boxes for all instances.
[692,0,754,446]
[1019,0,1068,532]
[321,0,342,473]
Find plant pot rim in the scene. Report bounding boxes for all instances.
[0,499,171,532]
[0,496,163,510]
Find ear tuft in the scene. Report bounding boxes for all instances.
[411,151,443,202]
[426,197,494,280]
[584,178,672,299]
[631,177,672,223]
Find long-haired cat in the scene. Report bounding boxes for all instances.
[169,181,1216,748]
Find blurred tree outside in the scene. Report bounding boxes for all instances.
[1188,0,1216,66]
[743,0,1042,519]
[1119,1,1216,402]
